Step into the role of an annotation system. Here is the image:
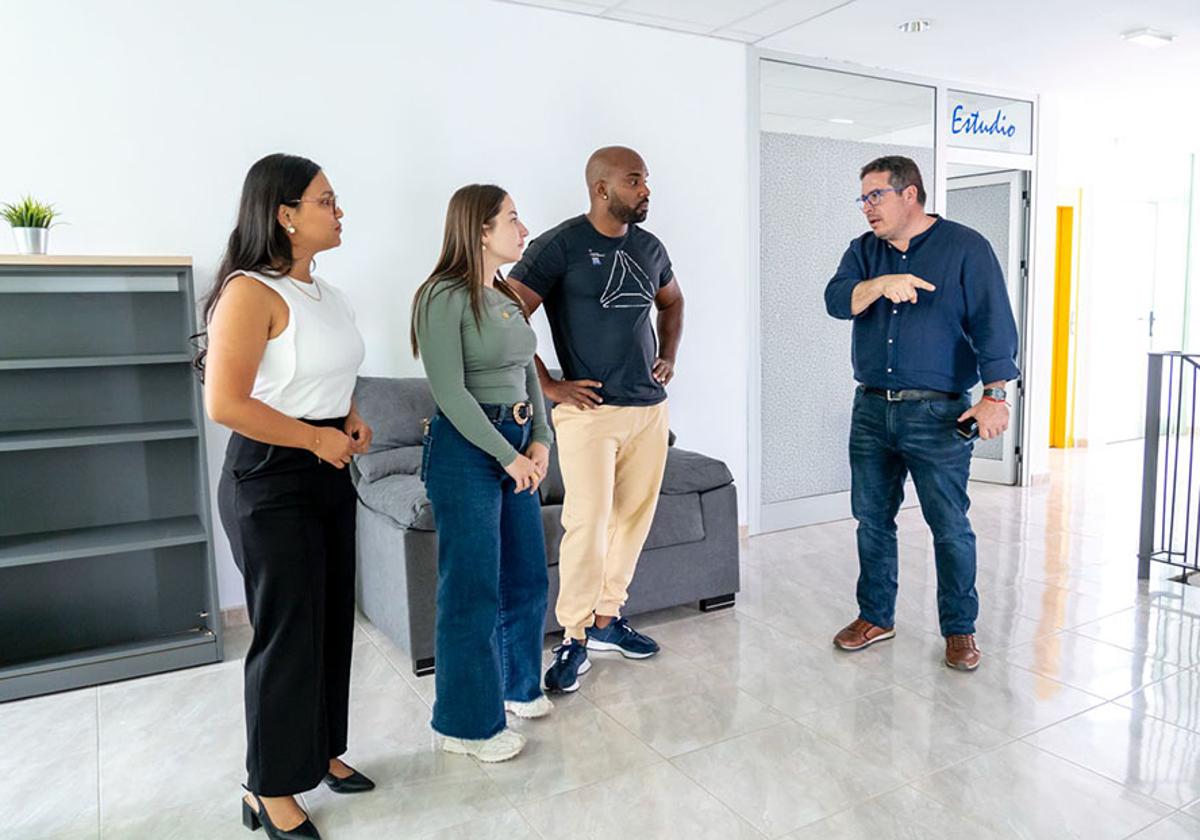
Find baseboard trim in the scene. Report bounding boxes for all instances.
[221,606,249,630]
[1029,471,1052,487]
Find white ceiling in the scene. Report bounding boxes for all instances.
[499,0,1200,135]
[496,0,871,42]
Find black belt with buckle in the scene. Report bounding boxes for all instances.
[478,401,534,425]
[864,387,961,402]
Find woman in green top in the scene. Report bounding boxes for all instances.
[411,184,554,763]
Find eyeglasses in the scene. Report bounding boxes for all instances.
[288,194,340,214]
[855,188,901,210]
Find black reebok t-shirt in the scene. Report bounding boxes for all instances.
[509,215,674,406]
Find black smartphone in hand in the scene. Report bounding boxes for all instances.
[956,417,979,443]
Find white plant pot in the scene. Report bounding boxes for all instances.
[13,227,49,255]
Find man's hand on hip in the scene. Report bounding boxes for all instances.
[545,377,604,410]
[959,398,1009,440]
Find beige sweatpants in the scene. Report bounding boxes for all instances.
[552,401,670,641]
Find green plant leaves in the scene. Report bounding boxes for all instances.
[1,195,59,228]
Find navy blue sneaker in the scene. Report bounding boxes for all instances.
[544,640,591,693]
[586,617,660,659]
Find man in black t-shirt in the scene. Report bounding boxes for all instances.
[508,146,685,694]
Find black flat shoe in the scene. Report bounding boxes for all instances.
[241,791,321,839]
[322,765,376,794]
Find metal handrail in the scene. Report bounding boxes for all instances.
[1139,352,1200,579]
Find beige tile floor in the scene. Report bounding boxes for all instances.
[4,443,1200,839]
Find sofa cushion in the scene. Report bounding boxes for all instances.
[354,376,437,451]
[539,445,721,505]
[538,492,704,563]
[660,448,734,495]
[356,472,436,531]
[643,491,705,549]
[356,446,423,483]
[350,374,730,540]
[357,473,707,551]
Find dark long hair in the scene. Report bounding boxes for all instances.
[410,184,528,358]
[192,153,322,377]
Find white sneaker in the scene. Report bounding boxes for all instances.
[504,694,554,719]
[442,728,526,763]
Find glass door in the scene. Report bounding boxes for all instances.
[946,169,1028,484]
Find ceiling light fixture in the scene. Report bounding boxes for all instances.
[1122,28,1175,48]
[897,19,932,34]
[829,118,855,124]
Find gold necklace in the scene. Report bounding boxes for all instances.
[288,276,322,302]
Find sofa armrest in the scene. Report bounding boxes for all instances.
[660,448,733,495]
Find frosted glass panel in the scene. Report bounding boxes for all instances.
[760,133,936,502]
[946,181,1012,462]
[758,61,936,515]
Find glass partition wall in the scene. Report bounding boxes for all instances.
[749,55,1037,533]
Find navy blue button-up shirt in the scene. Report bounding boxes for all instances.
[824,216,1020,393]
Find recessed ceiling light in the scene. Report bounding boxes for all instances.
[829,118,855,125]
[1122,28,1174,48]
[897,19,932,34]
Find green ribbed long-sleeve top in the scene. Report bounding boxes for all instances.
[414,280,552,466]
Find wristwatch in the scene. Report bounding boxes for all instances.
[982,386,1007,403]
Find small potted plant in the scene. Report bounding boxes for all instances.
[2,195,61,255]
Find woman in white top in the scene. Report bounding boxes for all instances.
[199,153,373,840]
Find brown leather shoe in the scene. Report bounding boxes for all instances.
[945,634,981,671]
[833,618,895,651]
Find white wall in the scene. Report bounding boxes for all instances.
[1053,106,1199,449]
[3,0,1065,614]
[1,0,749,610]
[1024,94,1060,481]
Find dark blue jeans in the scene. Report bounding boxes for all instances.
[422,411,548,739]
[849,388,978,637]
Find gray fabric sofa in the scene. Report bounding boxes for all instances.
[350,376,739,675]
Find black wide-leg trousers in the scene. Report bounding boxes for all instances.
[217,419,356,796]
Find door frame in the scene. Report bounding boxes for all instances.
[947,169,1030,484]
[747,50,1040,534]
[1109,199,1164,444]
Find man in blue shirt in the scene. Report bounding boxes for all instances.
[824,156,1019,671]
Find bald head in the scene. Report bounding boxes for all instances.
[586,146,646,191]
[585,146,651,226]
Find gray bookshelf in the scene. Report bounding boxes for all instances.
[0,256,222,701]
